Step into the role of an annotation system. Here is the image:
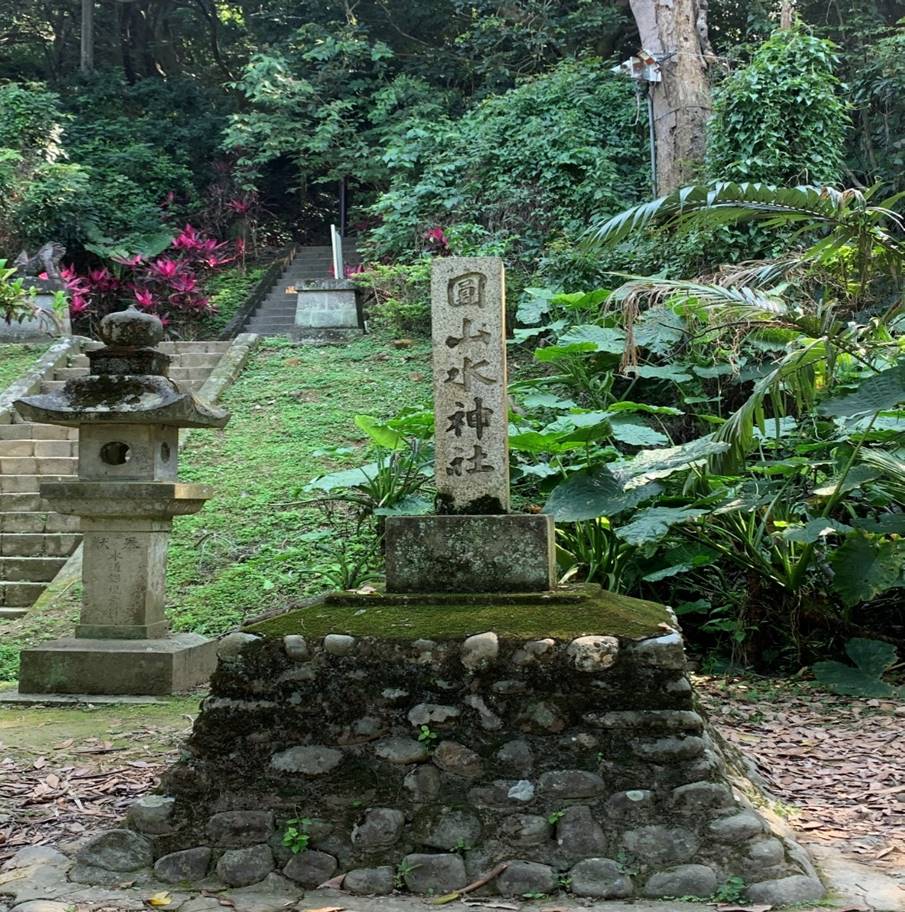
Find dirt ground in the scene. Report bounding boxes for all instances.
[0,678,903,900]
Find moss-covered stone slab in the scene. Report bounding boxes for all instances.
[245,583,671,641]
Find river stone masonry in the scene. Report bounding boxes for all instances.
[74,589,824,904]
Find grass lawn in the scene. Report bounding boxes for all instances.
[167,332,431,635]
[0,342,50,392]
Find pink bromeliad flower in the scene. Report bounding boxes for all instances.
[88,268,119,293]
[170,274,198,294]
[133,289,155,311]
[149,258,181,280]
[172,224,203,252]
[69,295,90,316]
[424,227,449,253]
[200,252,233,269]
[227,196,255,215]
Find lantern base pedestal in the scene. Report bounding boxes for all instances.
[17,633,218,696]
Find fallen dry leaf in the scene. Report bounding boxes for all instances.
[317,874,345,890]
[146,891,172,907]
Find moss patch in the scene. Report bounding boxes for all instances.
[245,583,669,641]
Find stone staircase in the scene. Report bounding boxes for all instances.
[0,340,232,619]
[243,243,361,336]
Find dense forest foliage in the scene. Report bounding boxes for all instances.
[0,0,902,264]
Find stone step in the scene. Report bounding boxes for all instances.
[255,304,298,316]
[0,607,27,619]
[159,341,231,354]
[0,580,46,607]
[0,474,70,494]
[0,456,77,476]
[49,366,88,379]
[0,493,44,513]
[0,512,79,533]
[0,439,76,458]
[56,363,215,380]
[0,533,80,557]
[170,352,223,368]
[246,322,296,332]
[0,424,77,441]
[248,314,296,323]
[0,555,67,581]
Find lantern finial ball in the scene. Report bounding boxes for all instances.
[99,306,164,349]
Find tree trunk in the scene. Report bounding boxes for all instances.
[80,0,94,73]
[629,0,713,194]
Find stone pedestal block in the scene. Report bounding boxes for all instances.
[78,520,170,639]
[384,513,555,592]
[18,633,217,695]
[295,280,360,329]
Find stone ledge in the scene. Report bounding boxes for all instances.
[18,632,217,696]
[244,583,671,641]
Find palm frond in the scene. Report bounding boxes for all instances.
[710,339,826,474]
[584,182,855,249]
[611,276,787,316]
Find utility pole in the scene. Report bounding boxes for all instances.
[81,0,95,74]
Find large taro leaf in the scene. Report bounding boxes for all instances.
[534,340,598,362]
[519,392,577,410]
[818,365,905,418]
[830,531,905,607]
[614,506,708,546]
[609,416,669,447]
[374,494,434,516]
[812,464,882,497]
[642,542,719,582]
[609,438,731,488]
[607,401,684,416]
[516,287,555,325]
[813,638,900,699]
[626,364,693,382]
[544,466,661,522]
[304,463,380,493]
[781,517,852,544]
[556,324,626,353]
[534,325,624,363]
[853,513,905,534]
[632,307,685,354]
[355,414,404,450]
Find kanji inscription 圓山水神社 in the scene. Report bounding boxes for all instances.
[431,257,509,512]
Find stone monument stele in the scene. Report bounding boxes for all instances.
[13,307,228,695]
[384,257,556,593]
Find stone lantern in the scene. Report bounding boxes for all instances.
[13,308,229,695]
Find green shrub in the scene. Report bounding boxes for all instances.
[368,59,649,266]
[354,261,431,335]
[707,27,848,185]
[200,264,268,338]
[0,82,64,156]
